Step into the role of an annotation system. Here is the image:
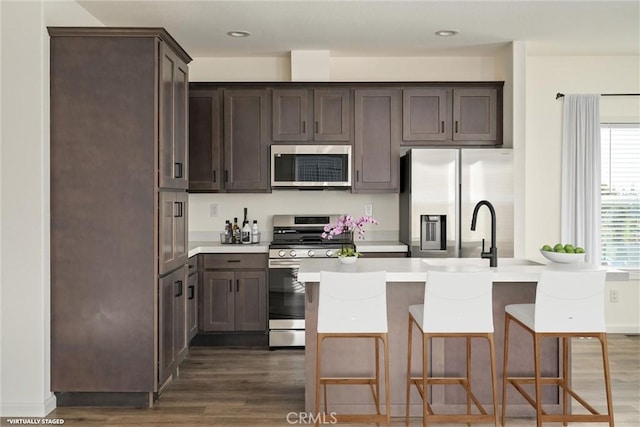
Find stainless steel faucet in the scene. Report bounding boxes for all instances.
[471,200,498,267]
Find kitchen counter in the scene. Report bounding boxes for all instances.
[188,240,408,258]
[354,240,408,253]
[297,257,629,282]
[188,241,269,257]
[302,257,629,417]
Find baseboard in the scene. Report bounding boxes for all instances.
[0,394,56,417]
[607,325,640,334]
[55,392,151,407]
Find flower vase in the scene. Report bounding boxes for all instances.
[338,255,358,265]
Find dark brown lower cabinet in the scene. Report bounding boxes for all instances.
[187,265,199,342]
[201,270,267,332]
[158,265,188,387]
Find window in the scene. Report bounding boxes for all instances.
[601,124,640,268]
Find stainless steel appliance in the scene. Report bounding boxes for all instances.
[400,148,514,259]
[271,145,352,189]
[268,214,352,347]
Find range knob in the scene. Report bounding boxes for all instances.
[278,250,286,258]
[325,249,334,257]
[289,250,297,258]
[307,250,315,257]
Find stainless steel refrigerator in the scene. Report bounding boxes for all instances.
[400,148,514,258]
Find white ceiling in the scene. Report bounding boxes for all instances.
[76,0,640,58]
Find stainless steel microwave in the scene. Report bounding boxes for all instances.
[271,145,352,189]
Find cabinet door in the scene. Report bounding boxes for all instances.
[353,89,401,193]
[159,191,188,275]
[187,271,198,341]
[189,89,222,191]
[314,89,351,142]
[158,266,187,385]
[201,271,235,331]
[272,89,310,141]
[453,88,497,141]
[159,43,189,189]
[402,89,451,142]
[235,270,267,331]
[223,90,270,191]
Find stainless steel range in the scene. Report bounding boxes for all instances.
[268,214,352,347]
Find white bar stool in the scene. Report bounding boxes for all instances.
[502,267,613,426]
[316,270,390,426]
[406,269,499,426]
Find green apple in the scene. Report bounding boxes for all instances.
[564,244,575,252]
[565,247,575,253]
[556,248,567,253]
[541,244,553,252]
[553,243,564,252]
[575,247,585,254]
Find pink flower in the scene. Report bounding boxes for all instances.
[321,214,378,240]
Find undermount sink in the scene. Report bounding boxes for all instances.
[422,258,542,267]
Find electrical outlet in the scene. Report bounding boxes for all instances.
[364,203,373,216]
[610,289,619,303]
[209,204,218,217]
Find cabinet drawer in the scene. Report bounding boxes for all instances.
[203,253,267,270]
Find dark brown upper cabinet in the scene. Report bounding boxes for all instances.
[189,89,222,191]
[453,88,498,142]
[353,89,401,193]
[223,89,270,192]
[272,89,351,143]
[402,85,501,146]
[403,89,451,141]
[159,43,189,189]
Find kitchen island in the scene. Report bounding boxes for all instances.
[298,257,628,418]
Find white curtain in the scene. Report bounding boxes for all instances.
[561,94,601,264]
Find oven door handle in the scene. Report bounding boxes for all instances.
[269,260,301,269]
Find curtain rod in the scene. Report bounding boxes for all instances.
[556,92,640,99]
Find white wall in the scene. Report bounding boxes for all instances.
[0,0,102,417]
[526,55,640,333]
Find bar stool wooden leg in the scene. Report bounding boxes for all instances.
[563,337,569,426]
[488,334,499,427]
[467,336,472,427]
[383,335,391,426]
[501,314,511,426]
[600,333,615,427]
[315,333,322,427]
[423,333,429,427]
[406,314,413,426]
[534,334,543,427]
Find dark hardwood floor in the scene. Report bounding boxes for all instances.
[3,334,637,426]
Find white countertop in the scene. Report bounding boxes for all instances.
[188,240,407,257]
[188,241,269,257]
[297,257,630,283]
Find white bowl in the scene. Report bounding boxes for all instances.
[540,249,586,264]
[338,256,358,265]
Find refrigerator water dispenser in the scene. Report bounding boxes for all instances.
[420,215,446,251]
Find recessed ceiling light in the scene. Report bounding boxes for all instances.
[227,31,251,38]
[435,30,459,37]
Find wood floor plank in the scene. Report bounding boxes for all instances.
[2,334,635,426]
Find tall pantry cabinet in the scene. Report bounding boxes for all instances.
[49,28,191,405]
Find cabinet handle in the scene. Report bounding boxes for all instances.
[188,285,195,300]
[174,162,183,179]
[229,280,233,292]
[236,280,240,292]
[455,121,459,133]
[174,201,183,218]
[356,170,359,182]
[315,121,319,133]
[224,170,229,182]
[213,169,216,183]
[302,121,306,133]
[227,259,241,263]
[441,120,445,133]
[175,280,183,297]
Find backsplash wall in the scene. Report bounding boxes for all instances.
[189,192,399,242]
